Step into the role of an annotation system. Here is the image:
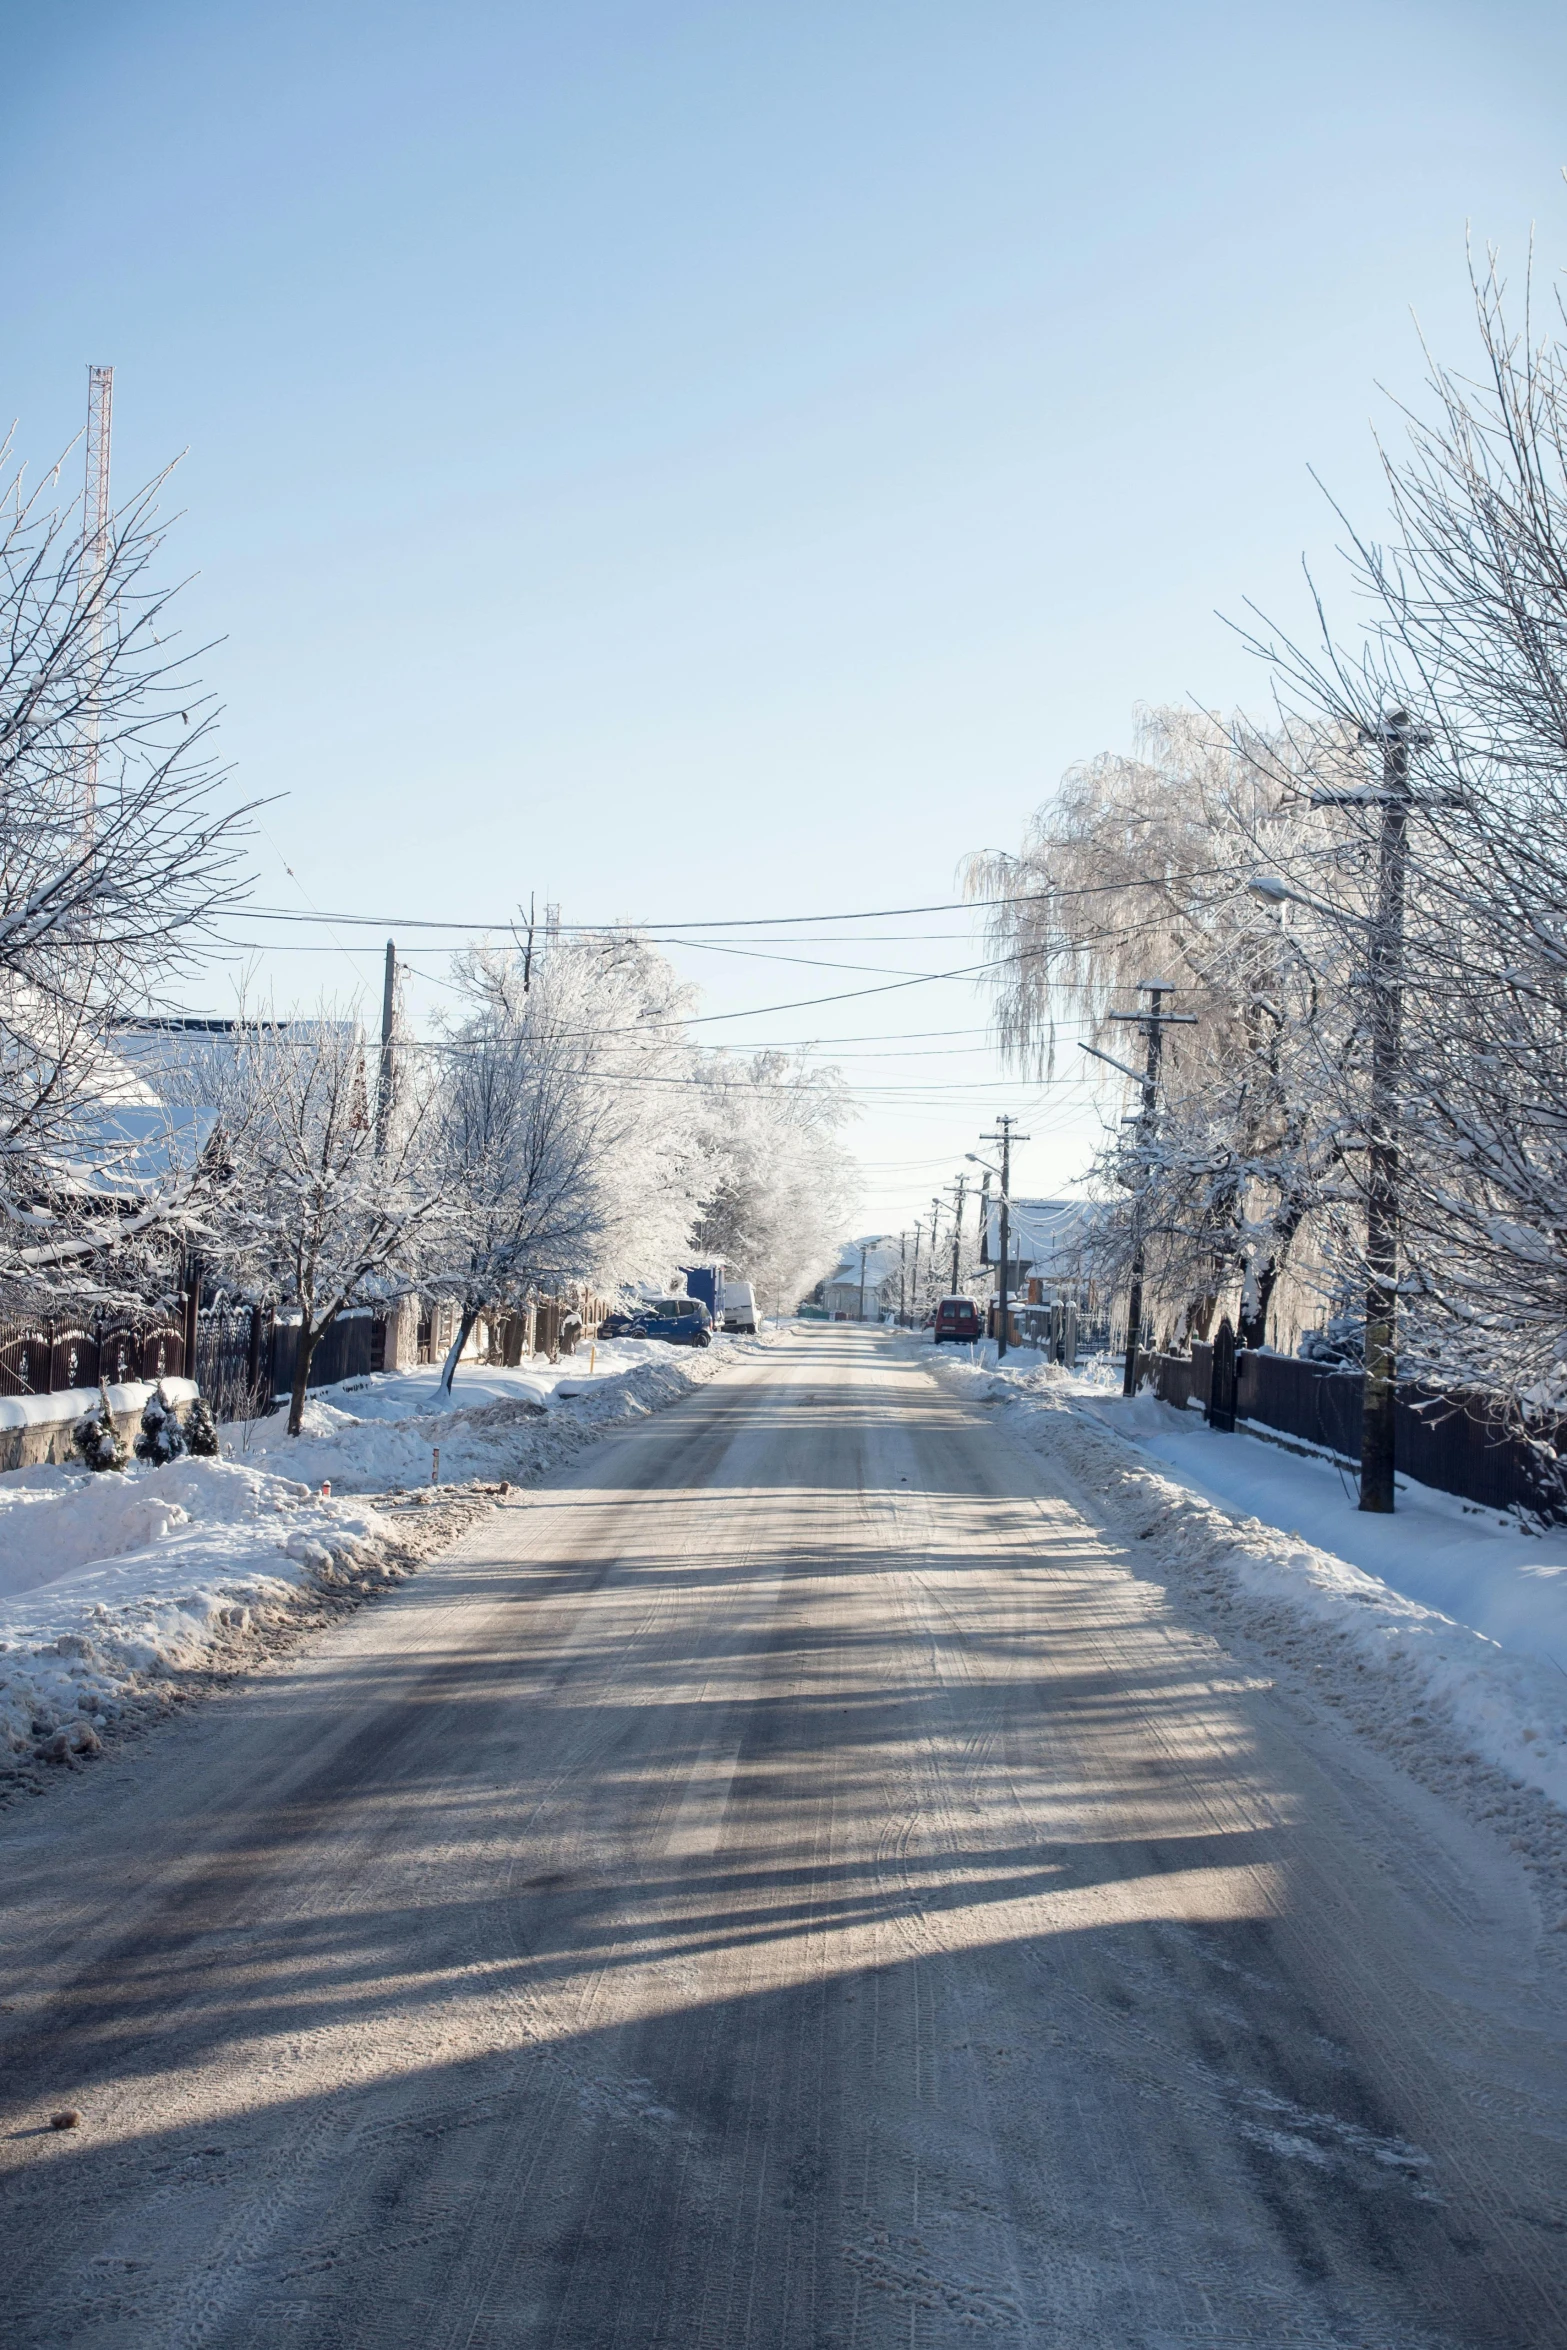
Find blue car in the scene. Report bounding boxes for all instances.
[599,1300,713,1348]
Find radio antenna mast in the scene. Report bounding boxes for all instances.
[80,363,114,831]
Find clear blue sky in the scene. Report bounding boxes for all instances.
[7,0,1566,1230]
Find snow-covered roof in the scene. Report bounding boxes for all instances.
[825,1236,901,1289]
[60,1103,218,1197]
[982,1197,1099,1278]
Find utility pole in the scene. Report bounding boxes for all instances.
[1337,711,1431,1511]
[945,1173,967,1294]
[375,938,397,1153]
[980,1118,1030,1361]
[977,1170,991,1265]
[521,893,537,992]
[857,1242,868,1322]
[899,1230,907,1325]
[910,1219,922,1323]
[1103,980,1197,1396]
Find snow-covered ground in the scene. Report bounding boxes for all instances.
[0,1334,759,1772]
[917,1338,1567,1846]
[224,1340,707,1492]
[1091,1387,1567,1669]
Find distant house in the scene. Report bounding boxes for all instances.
[981,1197,1098,1300]
[818,1237,901,1319]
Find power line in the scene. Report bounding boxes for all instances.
[218,867,1241,938]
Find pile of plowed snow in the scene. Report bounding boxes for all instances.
[0,1456,396,1758]
[0,1332,759,1770]
[227,1337,739,1493]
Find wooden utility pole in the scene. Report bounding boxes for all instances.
[980,1118,1029,1361]
[1348,712,1430,1511]
[928,1200,944,1312]
[899,1230,907,1324]
[946,1173,967,1294]
[1105,981,1196,1396]
[376,939,396,1154]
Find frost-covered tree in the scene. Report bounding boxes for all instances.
[691,1051,860,1315]
[202,1009,444,1435]
[966,707,1351,1346]
[1240,256,1567,1406]
[0,432,247,1291]
[430,935,707,1392]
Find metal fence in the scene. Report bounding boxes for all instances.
[270,1311,376,1401]
[191,1304,379,1419]
[0,1288,610,1427]
[1152,1341,1567,1521]
[0,1316,185,1400]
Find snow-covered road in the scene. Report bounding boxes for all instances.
[2,1326,1565,2345]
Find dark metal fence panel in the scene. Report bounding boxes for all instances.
[0,1316,184,1399]
[48,1328,99,1393]
[0,1326,51,1396]
[1236,1351,1363,1461]
[98,1323,141,1387]
[136,1324,184,1384]
[195,1303,275,1424]
[1396,1385,1567,1518]
[270,1311,375,1402]
[1155,1343,1567,1522]
[1153,1345,1211,1414]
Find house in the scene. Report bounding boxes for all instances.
[817,1237,901,1319]
[981,1197,1099,1301]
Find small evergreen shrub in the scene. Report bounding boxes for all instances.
[134,1382,186,1467]
[72,1383,128,1473]
[184,1393,220,1458]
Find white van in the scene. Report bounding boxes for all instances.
[722,1281,760,1333]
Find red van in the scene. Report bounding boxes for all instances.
[933,1296,982,1344]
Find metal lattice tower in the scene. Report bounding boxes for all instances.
[80,363,114,828]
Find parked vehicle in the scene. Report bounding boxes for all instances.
[597,1299,713,1348]
[933,1295,982,1344]
[679,1266,725,1326]
[722,1280,759,1333]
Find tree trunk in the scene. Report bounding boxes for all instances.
[1238,1259,1277,1352]
[287,1320,321,1438]
[437,1303,482,1399]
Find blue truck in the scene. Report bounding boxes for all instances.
[680,1266,725,1327]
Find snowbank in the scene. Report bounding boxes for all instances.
[0,1456,395,1758]
[918,1344,1567,1834]
[0,1334,759,1772]
[223,1337,745,1493]
[1086,1389,1567,1669]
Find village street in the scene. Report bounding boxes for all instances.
[2,1327,1565,2348]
